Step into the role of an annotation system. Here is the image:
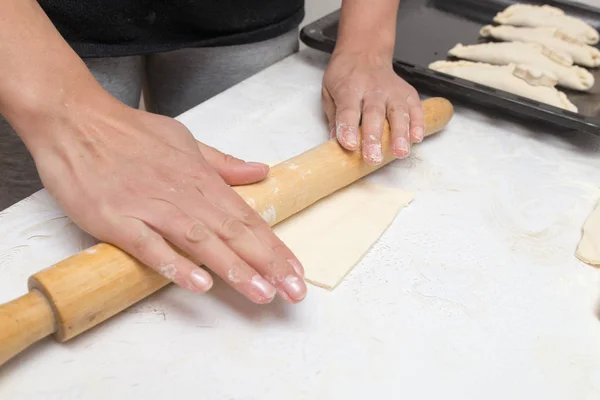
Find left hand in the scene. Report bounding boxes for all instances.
[322,49,424,164]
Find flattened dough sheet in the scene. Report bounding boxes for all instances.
[576,199,600,266]
[272,181,413,290]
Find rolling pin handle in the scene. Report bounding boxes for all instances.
[0,290,57,366]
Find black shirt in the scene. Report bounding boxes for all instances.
[39,0,305,58]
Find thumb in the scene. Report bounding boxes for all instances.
[196,141,269,185]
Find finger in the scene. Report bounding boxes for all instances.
[192,179,307,303]
[106,217,214,293]
[188,163,307,303]
[406,93,425,143]
[204,192,307,303]
[196,141,269,185]
[332,86,361,151]
[321,86,336,137]
[249,221,307,303]
[387,100,411,159]
[360,90,387,165]
[140,199,278,304]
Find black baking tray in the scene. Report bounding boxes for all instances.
[300,0,600,135]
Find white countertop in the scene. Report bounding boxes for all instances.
[2,46,600,399]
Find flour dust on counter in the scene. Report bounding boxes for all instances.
[272,181,413,290]
[576,199,600,266]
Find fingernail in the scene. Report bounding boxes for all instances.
[277,288,293,303]
[414,127,424,142]
[247,162,268,171]
[288,258,304,277]
[190,270,213,292]
[337,123,357,149]
[282,275,307,301]
[345,132,358,148]
[365,143,383,164]
[335,123,344,139]
[251,275,277,300]
[394,137,410,158]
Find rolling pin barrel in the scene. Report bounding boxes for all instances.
[0,97,454,367]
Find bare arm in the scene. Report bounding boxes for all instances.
[0,0,104,138]
[322,0,424,163]
[336,0,400,59]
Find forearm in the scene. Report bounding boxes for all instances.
[335,0,400,59]
[0,0,105,142]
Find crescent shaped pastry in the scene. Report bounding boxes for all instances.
[493,3,599,45]
[480,25,600,68]
[428,60,578,112]
[576,200,600,267]
[448,42,594,90]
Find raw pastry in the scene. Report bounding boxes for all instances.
[448,42,594,91]
[480,25,600,68]
[428,60,578,112]
[576,200,600,266]
[272,181,413,290]
[493,3,599,45]
[511,62,559,86]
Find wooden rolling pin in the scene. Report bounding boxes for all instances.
[0,97,454,366]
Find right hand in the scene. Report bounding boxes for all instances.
[19,93,307,305]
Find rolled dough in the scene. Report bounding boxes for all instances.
[272,181,413,290]
[428,60,578,112]
[480,25,600,68]
[448,42,594,91]
[576,200,600,266]
[493,3,599,45]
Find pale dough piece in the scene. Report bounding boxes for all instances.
[428,60,578,112]
[480,25,600,68]
[448,42,594,91]
[272,181,413,290]
[493,3,599,45]
[512,63,559,87]
[576,200,600,266]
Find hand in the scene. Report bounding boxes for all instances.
[22,95,307,305]
[322,49,424,164]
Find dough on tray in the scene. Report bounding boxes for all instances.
[493,3,599,45]
[428,60,578,112]
[273,181,413,290]
[448,42,594,91]
[576,200,600,266]
[480,25,600,68]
